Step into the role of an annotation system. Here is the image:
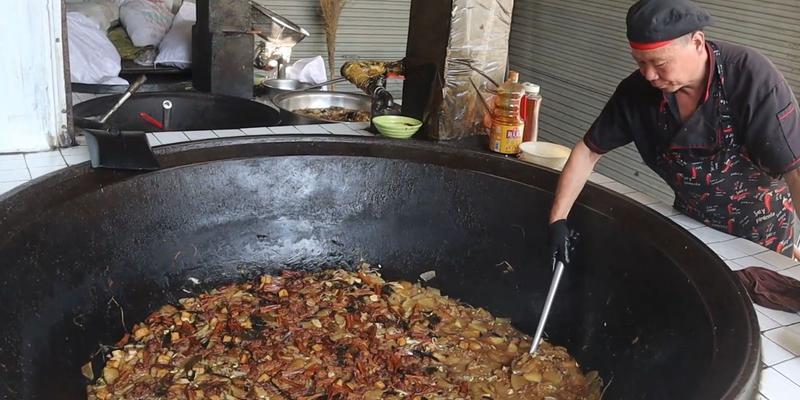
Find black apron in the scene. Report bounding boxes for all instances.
[653,42,795,256]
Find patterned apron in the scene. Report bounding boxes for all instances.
[653,42,795,256]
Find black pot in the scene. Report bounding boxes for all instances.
[0,137,759,399]
[73,91,280,131]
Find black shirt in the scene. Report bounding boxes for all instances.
[584,40,800,177]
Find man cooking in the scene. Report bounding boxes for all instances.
[548,0,800,264]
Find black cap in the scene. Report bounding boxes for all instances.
[626,0,713,45]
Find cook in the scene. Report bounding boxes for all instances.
[548,0,800,264]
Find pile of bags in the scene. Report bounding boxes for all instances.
[67,0,196,85]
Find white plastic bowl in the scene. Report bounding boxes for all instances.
[519,141,572,171]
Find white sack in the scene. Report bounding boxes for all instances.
[67,12,128,85]
[155,1,195,69]
[119,0,176,47]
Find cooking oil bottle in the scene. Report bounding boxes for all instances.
[489,71,526,154]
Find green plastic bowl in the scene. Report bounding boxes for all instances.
[372,115,423,139]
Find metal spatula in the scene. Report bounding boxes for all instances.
[529,260,566,355]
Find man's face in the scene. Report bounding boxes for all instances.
[631,35,704,93]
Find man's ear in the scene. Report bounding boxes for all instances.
[692,31,706,52]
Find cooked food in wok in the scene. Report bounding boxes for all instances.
[84,266,602,399]
[296,107,371,123]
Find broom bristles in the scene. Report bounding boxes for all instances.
[320,0,348,87]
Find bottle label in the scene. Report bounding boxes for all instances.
[490,123,524,154]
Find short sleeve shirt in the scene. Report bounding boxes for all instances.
[584,40,800,177]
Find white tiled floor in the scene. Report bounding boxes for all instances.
[761,368,800,400]
[322,123,357,134]
[758,311,783,331]
[709,239,773,261]
[647,202,681,217]
[763,335,795,366]
[734,238,779,257]
[240,127,272,136]
[212,129,247,138]
[756,251,800,271]
[24,151,66,167]
[783,267,800,281]
[153,131,190,144]
[736,255,771,269]
[295,124,330,134]
[765,325,800,356]
[0,168,31,182]
[669,213,706,229]
[63,146,91,166]
[756,305,800,327]
[588,172,615,184]
[145,133,161,146]
[0,154,27,169]
[599,181,637,194]
[60,145,90,157]
[690,226,737,244]
[184,130,217,141]
[268,125,301,134]
[708,241,752,260]
[1,136,800,398]
[625,191,659,205]
[726,259,748,271]
[775,358,800,386]
[345,122,371,130]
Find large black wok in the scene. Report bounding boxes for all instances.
[0,137,759,399]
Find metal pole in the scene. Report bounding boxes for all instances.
[529,260,566,355]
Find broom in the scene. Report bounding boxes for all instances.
[320,0,348,90]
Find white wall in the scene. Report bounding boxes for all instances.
[0,0,68,153]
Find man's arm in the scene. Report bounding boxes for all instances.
[549,139,604,223]
[783,169,800,260]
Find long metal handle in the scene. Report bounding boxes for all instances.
[529,261,566,355]
[99,75,147,124]
[297,76,348,91]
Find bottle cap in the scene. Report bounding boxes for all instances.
[507,71,520,83]
[522,82,541,95]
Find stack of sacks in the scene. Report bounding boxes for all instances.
[68,0,197,84]
[155,1,196,69]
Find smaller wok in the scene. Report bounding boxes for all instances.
[272,91,372,125]
[74,91,281,131]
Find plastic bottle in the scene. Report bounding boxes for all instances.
[522,82,542,143]
[489,71,526,154]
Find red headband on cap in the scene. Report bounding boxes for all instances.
[629,39,674,50]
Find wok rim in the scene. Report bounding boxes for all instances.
[0,135,760,400]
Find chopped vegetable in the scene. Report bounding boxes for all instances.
[296,107,370,122]
[85,265,601,399]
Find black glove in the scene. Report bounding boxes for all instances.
[549,219,575,266]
